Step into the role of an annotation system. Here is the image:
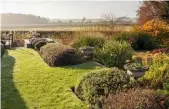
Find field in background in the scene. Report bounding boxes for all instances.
[1,25,132,32]
[1,25,133,46]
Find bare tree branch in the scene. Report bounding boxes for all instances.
[102,13,126,35]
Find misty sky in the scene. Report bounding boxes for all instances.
[0,1,141,19]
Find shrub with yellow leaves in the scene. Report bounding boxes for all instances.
[132,19,169,47]
[142,19,169,37]
[143,19,169,47]
[139,53,169,88]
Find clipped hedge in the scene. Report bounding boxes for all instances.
[40,43,82,67]
[75,68,130,108]
[31,38,46,47]
[94,40,133,68]
[34,41,47,50]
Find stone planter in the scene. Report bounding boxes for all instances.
[124,63,149,79]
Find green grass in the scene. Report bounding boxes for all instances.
[1,48,101,109]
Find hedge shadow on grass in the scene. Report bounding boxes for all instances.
[63,61,104,70]
[1,50,28,109]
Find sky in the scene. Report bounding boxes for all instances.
[0,1,141,19]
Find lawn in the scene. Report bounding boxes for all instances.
[1,48,101,109]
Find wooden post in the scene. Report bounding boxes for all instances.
[9,32,13,49]
[11,33,13,48]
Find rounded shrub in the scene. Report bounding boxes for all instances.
[72,35,105,49]
[40,43,82,67]
[75,68,130,108]
[132,33,156,50]
[34,41,47,50]
[94,40,133,68]
[114,31,157,50]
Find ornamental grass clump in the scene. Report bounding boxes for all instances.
[140,53,169,88]
[72,33,105,49]
[94,40,133,68]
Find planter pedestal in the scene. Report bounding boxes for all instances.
[127,70,146,79]
[124,63,149,79]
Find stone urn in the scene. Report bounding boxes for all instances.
[79,46,94,60]
[124,63,149,79]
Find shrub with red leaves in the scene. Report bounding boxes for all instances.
[152,48,169,54]
[103,88,169,109]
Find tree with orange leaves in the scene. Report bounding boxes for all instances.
[137,1,169,25]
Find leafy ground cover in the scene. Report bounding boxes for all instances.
[1,47,101,109]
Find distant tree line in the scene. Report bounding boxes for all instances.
[1,13,135,28]
[1,13,50,25]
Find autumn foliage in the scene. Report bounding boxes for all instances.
[137,1,169,25]
[142,19,169,37]
[132,19,169,47]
